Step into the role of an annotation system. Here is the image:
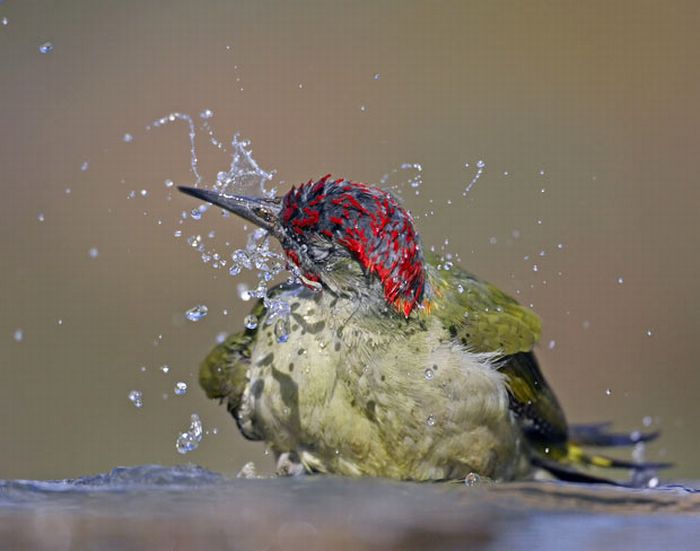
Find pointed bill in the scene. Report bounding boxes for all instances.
[179,187,283,236]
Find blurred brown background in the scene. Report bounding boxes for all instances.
[1,1,698,480]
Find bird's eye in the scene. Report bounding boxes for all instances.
[254,208,273,223]
[313,248,330,261]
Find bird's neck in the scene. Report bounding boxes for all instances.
[317,257,433,320]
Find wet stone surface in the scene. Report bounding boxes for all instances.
[0,466,698,550]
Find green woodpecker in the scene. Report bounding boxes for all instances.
[180,176,662,483]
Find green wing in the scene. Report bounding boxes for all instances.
[433,264,568,446]
[434,263,541,355]
[199,298,266,410]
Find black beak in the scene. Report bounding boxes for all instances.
[179,187,282,235]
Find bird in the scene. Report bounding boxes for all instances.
[179,175,663,484]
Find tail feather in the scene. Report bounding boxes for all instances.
[532,423,672,485]
[531,456,623,486]
[566,444,672,471]
[569,422,659,447]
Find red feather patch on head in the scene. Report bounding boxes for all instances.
[281,175,426,316]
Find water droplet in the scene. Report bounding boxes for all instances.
[176,414,203,454]
[159,365,170,374]
[647,477,659,489]
[164,179,174,188]
[373,72,381,80]
[229,264,241,276]
[80,161,89,172]
[13,329,23,342]
[464,472,481,486]
[128,390,143,408]
[532,264,538,272]
[646,329,653,337]
[122,133,134,143]
[274,318,289,343]
[239,285,251,301]
[642,416,653,427]
[548,340,556,350]
[173,230,182,238]
[231,250,252,269]
[190,208,202,220]
[200,109,214,119]
[359,104,367,112]
[185,304,208,321]
[244,314,258,330]
[38,41,54,54]
[617,276,624,284]
[88,247,99,258]
[424,368,434,380]
[605,388,612,396]
[465,160,485,193]
[174,381,188,396]
[215,332,227,344]
[539,169,545,175]
[456,284,464,294]
[1,17,8,26]
[140,189,148,197]
[426,415,436,427]
[37,213,45,222]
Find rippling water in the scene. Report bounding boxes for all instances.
[0,465,698,550]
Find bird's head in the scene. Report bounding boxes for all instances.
[180,175,427,317]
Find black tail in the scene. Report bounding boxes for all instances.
[534,423,672,486]
[569,422,660,447]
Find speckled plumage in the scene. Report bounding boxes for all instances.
[214,280,530,480]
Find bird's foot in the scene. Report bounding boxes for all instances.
[275,452,307,477]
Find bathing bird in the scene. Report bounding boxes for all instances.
[180,176,662,483]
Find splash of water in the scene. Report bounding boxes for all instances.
[379,162,423,197]
[176,414,203,454]
[464,159,485,194]
[148,112,202,185]
[154,111,295,345]
[213,134,277,199]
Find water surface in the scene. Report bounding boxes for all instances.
[1,466,698,550]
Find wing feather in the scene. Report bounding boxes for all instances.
[432,264,541,355]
